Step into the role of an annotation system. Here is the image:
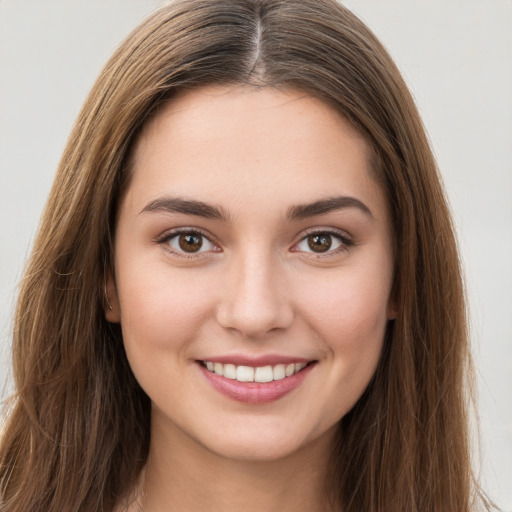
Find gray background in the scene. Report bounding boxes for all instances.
[1,1,511,508]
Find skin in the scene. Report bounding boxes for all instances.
[107,85,396,511]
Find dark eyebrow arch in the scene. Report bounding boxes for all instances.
[287,196,373,221]
[140,197,230,221]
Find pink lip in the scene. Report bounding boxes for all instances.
[200,354,311,367]
[198,360,316,404]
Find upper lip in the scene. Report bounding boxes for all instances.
[198,354,315,367]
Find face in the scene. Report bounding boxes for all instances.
[107,85,395,462]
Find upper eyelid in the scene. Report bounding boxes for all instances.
[295,227,352,242]
[291,228,353,254]
[157,226,217,243]
[156,228,222,258]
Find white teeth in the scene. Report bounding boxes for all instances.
[273,364,286,380]
[254,365,273,383]
[223,363,236,380]
[203,361,310,382]
[295,362,307,372]
[214,362,223,376]
[236,365,254,382]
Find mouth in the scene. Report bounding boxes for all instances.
[198,359,317,404]
[200,360,311,383]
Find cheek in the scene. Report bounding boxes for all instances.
[296,263,391,368]
[116,262,213,351]
[304,267,390,331]
[115,263,217,402]
[286,265,391,429]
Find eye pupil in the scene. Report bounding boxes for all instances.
[307,234,332,252]
[179,233,203,252]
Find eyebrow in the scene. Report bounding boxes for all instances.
[140,195,372,222]
[286,196,373,220]
[140,197,230,221]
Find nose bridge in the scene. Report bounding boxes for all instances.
[216,244,293,337]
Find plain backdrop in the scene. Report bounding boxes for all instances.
[1,0,511,508]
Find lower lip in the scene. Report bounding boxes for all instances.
[198,362,315,404]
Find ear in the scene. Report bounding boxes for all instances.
[386,280,398,320]
[104,272,121,323]
[386,299,397,320]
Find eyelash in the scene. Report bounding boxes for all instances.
[291,228,353,257]
[155,228,353,258]
[155,228,220,259]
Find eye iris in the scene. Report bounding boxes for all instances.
[307,234,332,252]
[178,233,203,252]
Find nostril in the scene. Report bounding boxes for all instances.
[215,301,294,338]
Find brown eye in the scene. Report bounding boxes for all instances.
[293,231,348,255]
[178,233,203,252]
[161,229,218,256]
[307,234,332,253]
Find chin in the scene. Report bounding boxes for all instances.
[195,423,336,464]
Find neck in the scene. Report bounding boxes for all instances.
[140,417,339,512]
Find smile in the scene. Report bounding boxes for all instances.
[198,359,316,404]
[202,361,308,383]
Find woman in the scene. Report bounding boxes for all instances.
[0,0,495,510]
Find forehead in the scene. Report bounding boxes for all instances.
[135,85,370,159]
[125,85,387,221]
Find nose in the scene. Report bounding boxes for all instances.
[215,250,294,338]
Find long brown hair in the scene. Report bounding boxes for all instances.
[0,0,493,510]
